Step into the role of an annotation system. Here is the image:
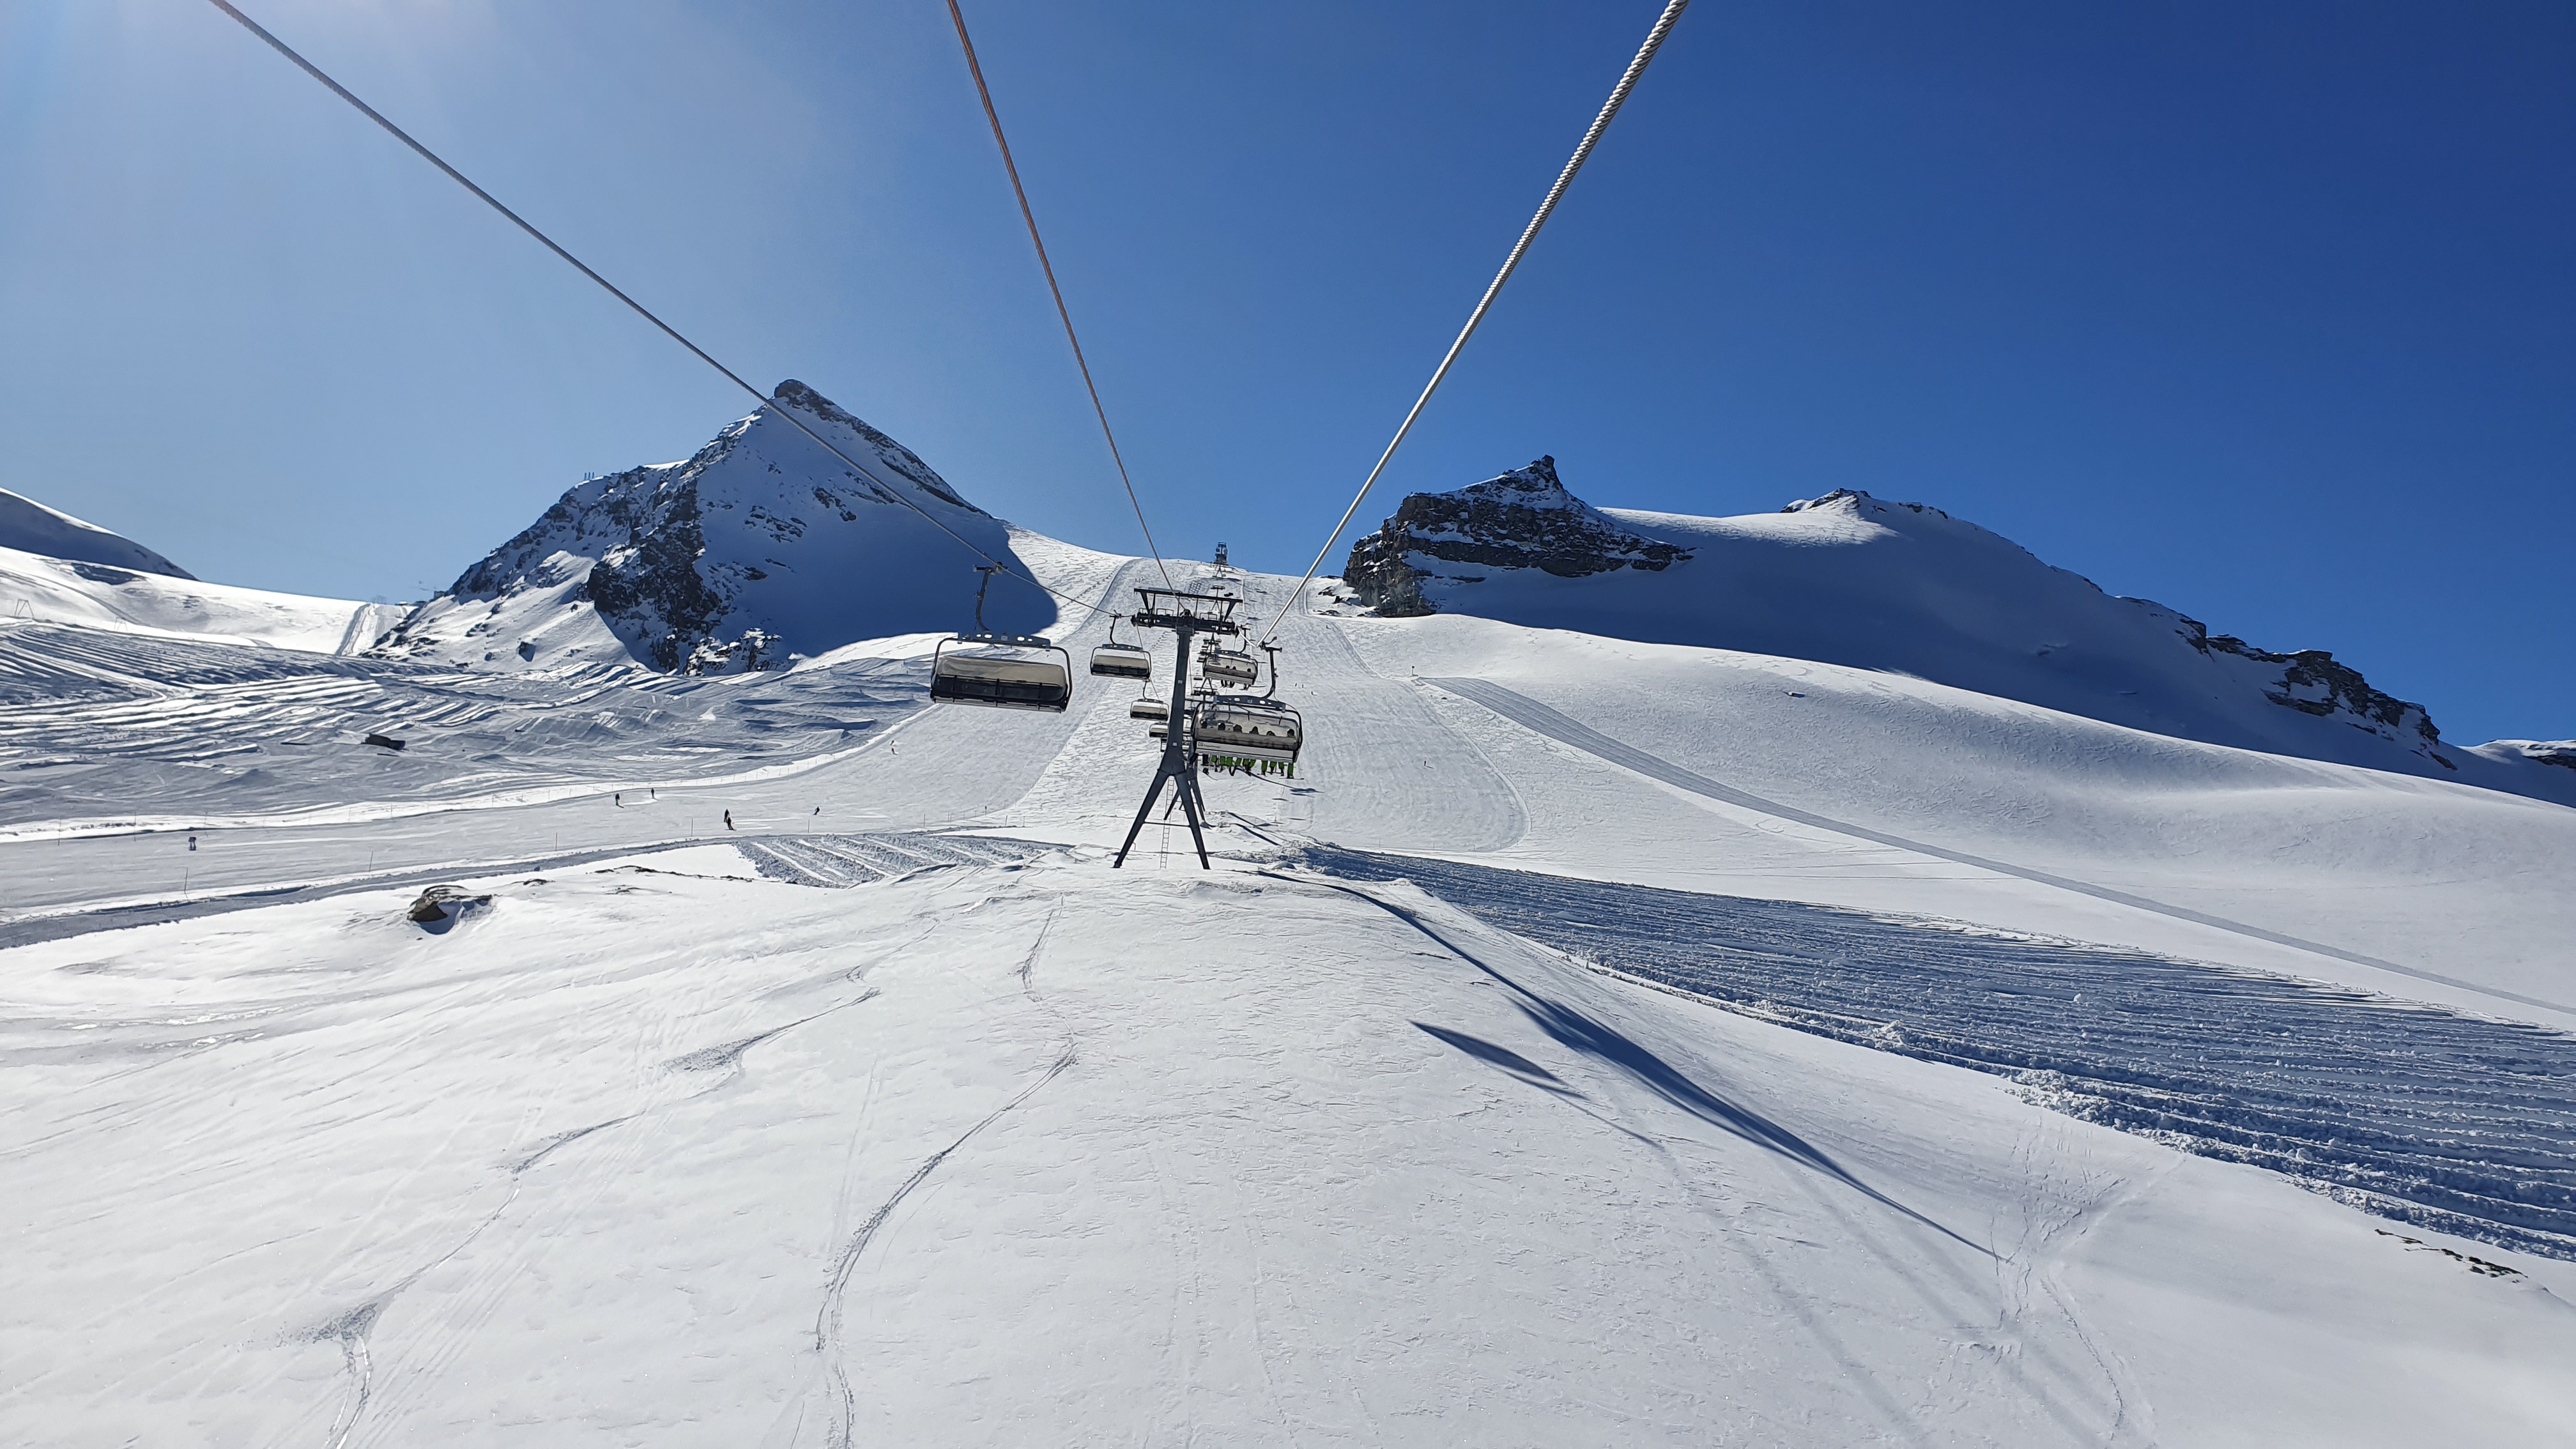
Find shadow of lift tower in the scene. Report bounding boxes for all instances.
[1112,587,1243,870]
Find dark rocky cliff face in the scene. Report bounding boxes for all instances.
[2180,619,2447,757]
[1342,457,1689,617]
[377,379,997,673]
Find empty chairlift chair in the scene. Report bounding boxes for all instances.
[1090,618,1154,680]
[930,565,1073,713]
[931,640,1071,711]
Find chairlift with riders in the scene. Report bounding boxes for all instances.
[1193,642,1302,776]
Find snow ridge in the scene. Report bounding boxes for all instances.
[0,487,194,579]
[1342,471,2565,801]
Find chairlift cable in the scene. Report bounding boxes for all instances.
[944,0,1174,592]
[1256,0,1691,645]
[201,0,1110,620]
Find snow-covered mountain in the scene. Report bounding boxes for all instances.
[8,461,2575,1443]
[0,487,194,579]
[1339,459,2570,803]
[0,489,402,654]
[375,381,1055,673]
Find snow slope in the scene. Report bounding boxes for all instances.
[5,435,2574,1439]
[0,486,193,578]
[376,381,1053,673]
[1337,463,2571,804]
[0,543,404,654]
[5,845,2572,1446]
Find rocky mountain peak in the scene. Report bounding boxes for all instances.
[769,379,979,512]
[372,383,1032,673]
[1781,488,1954,524]
[2177,618,2446,753]
[1455,456,1584,509]
[1341,457,1691,617]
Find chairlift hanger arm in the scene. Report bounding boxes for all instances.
[201,0,1110,621]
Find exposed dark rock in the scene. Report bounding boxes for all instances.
[1342,457,1689,616]
[362,733,405,751]
[2177,617,2444,750]
[379,379,983,674]
[2501,740,2576,770]
[406,885,491,930]
[1781,488,1949,521]
[686,628,781,675]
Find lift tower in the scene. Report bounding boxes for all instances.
[1114,588,1243,869]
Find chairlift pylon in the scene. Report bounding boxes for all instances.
[1112,587,1245,869]
[930,565,1071,712]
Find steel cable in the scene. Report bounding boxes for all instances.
[1259,0,1691,643]
[944,0,1174,592]
[201,0,1111,620]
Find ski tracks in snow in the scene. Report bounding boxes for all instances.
[1276,866,2144,1445]
[312,921,914,1446]
[768,889,1082,1449]
[770,1043,1078,1449]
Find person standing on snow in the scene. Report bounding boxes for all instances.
[723,809,735,831]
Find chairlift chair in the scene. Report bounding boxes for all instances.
[930,566,1072,712]
[1199,642,1259,687]
[1193,641,1303,774]
[1193,696,1303,773]
[1090,617,1153,680]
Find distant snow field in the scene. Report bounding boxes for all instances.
[4,399,2571,1444]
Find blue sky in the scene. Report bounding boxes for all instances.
[3,1,2568,742]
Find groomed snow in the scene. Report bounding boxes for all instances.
[6,852,2572,1445]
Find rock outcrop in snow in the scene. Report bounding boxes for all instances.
[376,381,1049,673]
[1340,473,2564,802]
[1343,457,1687,617]
[0,487,194,579]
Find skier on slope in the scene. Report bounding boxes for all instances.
[723,809,735,831]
